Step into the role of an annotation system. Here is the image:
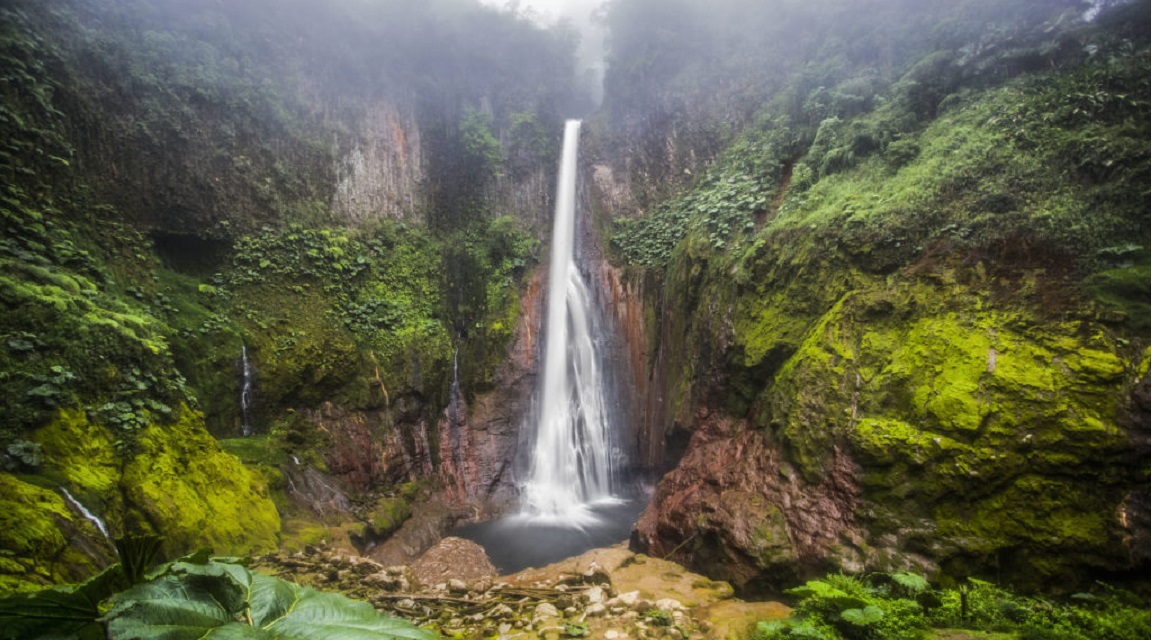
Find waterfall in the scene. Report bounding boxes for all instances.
[60,488,112,543]
[240,345,252,437]
[520,119,621,525]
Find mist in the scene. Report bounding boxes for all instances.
[480,0,607,105]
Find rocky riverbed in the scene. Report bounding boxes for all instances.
[252,539,791,639]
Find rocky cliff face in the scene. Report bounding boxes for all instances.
[332,100,425,224]
[433,270,545,515]
[628,253,1148,593]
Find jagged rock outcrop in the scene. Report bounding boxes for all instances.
[431,270,543,514]
[632,412,862,593]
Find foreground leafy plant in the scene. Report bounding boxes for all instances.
[0,540,436,640]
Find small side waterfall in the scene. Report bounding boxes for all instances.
[60,488,112,543]
[240,345,253,437]
[520,119,622,525]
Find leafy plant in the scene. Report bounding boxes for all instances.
[644,608,674,626]
[564,621,590,637]
[104,560,435,640]
[3,437,41,469]
[761,572,1150,640]
[0,542,434,640]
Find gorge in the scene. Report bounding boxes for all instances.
[0,0,1148,638]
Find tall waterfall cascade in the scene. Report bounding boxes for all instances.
[519,119,623,525]
[455,119,641,573]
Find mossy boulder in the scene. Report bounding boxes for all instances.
[119,407,281,557]
[21,406,280,575]
[762,277,1140,587]
[0,474,113,593]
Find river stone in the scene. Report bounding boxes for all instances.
[533,602,560,623]
[410,536,497,586]
[585,585,606,604]
[616,590,640,606]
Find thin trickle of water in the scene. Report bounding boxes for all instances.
[449,346,462,429]
[241,345,252,437]
[520,119,622,526]
[60,487,112,543]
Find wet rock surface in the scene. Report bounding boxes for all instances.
[253,543,790,639]
[633,411,862,594]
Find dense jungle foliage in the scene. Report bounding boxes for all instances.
[0,0,1148,635]
[0,0,567,449]
[601,0,1148,601]
[757,571,1149,640]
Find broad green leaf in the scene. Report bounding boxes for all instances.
[104,574,242,638]
[890,571,929,594]
[840,605,884,626]
[0,562,126,640]
[247,573,297,624]
[261,585,437,640]
[104,560,436,640]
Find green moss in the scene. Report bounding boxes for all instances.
[22,407,283,567]
[120,406,280,557]
[751,503,796,569]
[364,495,412,539]
[0,474,108,593]
[764,276,1138,583]
[934,474,1122,580]
[219,435,288,467]
[33,409,119,498]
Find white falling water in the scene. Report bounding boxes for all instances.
[520,119,620,526]
[240,345,252,437]
[60,487,112,543]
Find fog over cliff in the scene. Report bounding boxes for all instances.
[480,0,607,104]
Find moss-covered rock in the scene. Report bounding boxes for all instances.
[760,276,1139,587]
[119,407,281,557]
[0,474,111,593]
[22,406,280,576]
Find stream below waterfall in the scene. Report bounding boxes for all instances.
[455,496,647,574]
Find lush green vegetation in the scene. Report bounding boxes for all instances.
[0,0,558,449]
[0,537,434,640]
[612,6,1149,275]
[0,0,559,602]
[756,572,1149,640]
[608,0,1148,593]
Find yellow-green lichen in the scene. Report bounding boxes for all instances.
[764,276,1137,583]
[34,408,120,498]
[120,406,281,557]
[0,474,109,593]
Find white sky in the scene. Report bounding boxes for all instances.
[476,0,602,26]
